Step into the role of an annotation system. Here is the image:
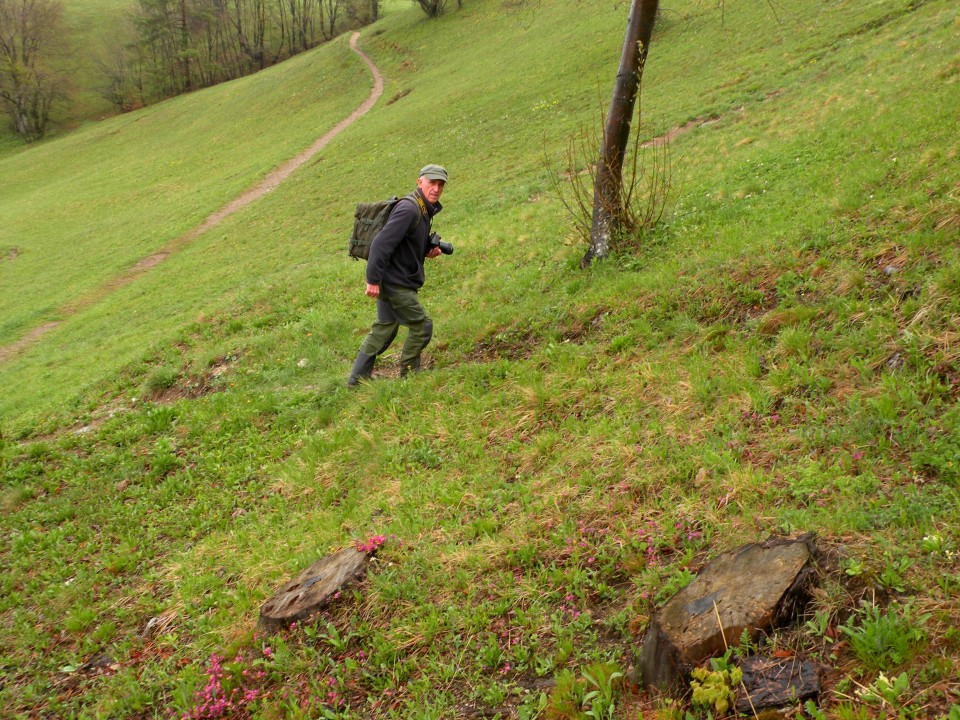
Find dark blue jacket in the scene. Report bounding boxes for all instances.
[366,189,441,290]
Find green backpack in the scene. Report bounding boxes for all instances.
[349,196,402,260]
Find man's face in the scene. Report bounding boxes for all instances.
[417,176,445,205]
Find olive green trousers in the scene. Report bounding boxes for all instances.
[358,285,433,370]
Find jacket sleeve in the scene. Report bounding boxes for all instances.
[366,199,419,285]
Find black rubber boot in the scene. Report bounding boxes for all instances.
[347,352,376,386]
[399,355,421,378]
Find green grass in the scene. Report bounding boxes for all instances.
[0,36,369,349]
[2,0,960,717]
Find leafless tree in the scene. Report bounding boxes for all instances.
[230,0,269,69]
[97,41,138,111]
[552,103,671,258]
[0,0,70,139]
[103,0,369,108]
[582,0,659,266]
[344,0,377,26]
[320,0,341,41]
[283,0,313,52]
[414,0,448,19]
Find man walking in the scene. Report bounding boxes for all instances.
[348,164,449,386]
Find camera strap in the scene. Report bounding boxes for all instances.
[408,192,433,235]
[411,192,429,218]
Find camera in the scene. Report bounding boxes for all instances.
[429,232,454,255]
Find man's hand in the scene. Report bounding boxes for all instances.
[366,283,380,298]
[426,247,442,259]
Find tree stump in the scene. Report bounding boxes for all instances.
[259,547,370,632]
[736,655,822,713]
[637,533,817,693]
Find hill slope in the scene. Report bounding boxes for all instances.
[1,0,958,717]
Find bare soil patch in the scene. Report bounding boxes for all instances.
[147,354,238,404]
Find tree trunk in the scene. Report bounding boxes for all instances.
[582,0,658,267]
[178,0,193,90]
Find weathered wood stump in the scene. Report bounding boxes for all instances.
[638,533,817,693]
[736,655,821,713]
[259,547,370,632]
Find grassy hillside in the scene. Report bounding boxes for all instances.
[2,0,959,718]
[0,0,410,150]
[0,39,369,350]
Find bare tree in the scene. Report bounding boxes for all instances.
[134,0,184,96]
[0,0,69,139]
[414,0,448,18]
[344,0,377,27]
[104,0,367,108]
[97,39,140,111]
[285,0,308,52]
[320,0,341,41]
[582,0,659,266]
[231,0,269,69]
[552,107,671,257]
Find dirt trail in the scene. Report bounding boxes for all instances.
[0,32,383,365]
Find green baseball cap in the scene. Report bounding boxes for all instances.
[419,164,448,182]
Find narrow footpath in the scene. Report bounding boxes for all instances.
[0,32,383,364]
